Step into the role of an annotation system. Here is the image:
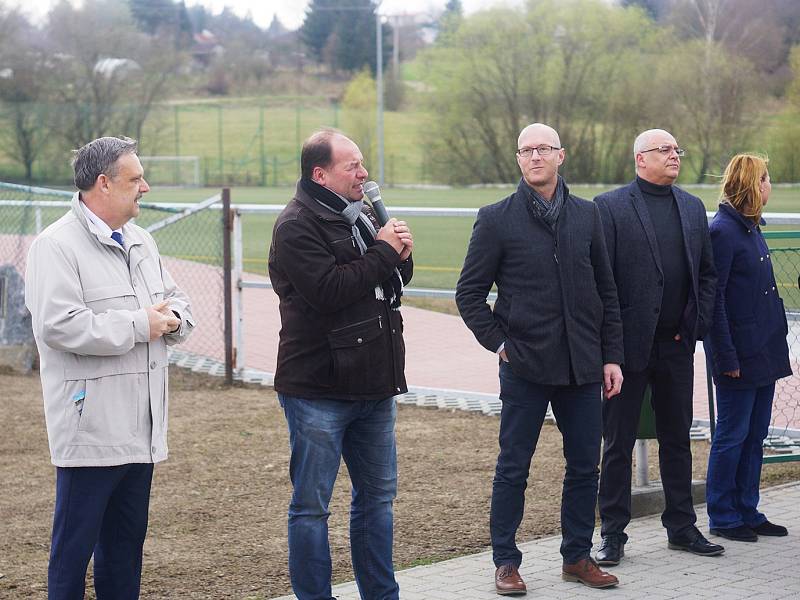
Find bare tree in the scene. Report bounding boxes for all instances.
[421,0,664,184]
[666,37,759,181]
[43,0,183,148]
[0,8,50,181]
[670,0,787,76]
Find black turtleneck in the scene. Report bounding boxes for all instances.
[636,175,689,340]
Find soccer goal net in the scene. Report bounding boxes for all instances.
[139,156,202,187]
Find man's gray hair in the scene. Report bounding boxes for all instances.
[72,136,138,191]
[633,129,672,160]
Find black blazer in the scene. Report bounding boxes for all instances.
[594,181,716,371]
[456,180,624,386]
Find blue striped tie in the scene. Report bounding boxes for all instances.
[111,231,124,247]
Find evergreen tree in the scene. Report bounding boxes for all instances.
[301,0,390,73]
[620,0,669,20]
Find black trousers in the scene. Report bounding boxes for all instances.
[492,362,601,566]
[598,339,697,539]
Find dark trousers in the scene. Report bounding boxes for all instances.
[599,339,696,539]
[491,361,602,566]
[48,463,154,600]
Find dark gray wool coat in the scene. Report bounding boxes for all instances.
[456,179,624,386]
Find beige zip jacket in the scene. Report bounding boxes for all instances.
[25,193,195,467]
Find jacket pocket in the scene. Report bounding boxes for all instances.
[328,315,389,394]
[329,235,358,264]
[83,284,137,313]
[70,374,140,446]
[64,344,149,380]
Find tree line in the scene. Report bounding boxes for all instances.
[2,0,800,185]
[418,0,800,184]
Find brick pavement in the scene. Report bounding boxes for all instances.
[270,483,800,600]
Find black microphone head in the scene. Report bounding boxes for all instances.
[364,181,381,202]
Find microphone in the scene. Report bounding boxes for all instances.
[363,181,390,227]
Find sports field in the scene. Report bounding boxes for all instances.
[137,184,800,293]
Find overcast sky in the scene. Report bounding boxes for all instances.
[8,0,525,30]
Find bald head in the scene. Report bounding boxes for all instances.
[633,128,681,185]
[516,122,565,197]
[518,123,561,149]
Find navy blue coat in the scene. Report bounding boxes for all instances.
[595,181,717,371]
[703,203,791,389]
[456,179,624,386]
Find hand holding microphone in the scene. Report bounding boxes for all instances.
[365,181,413,259]
[364,181,390,226]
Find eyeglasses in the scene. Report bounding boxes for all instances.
[516,145,561,158]
[640,145,686,157]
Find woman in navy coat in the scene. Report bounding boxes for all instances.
[704,154,792,542]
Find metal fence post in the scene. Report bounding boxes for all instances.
[259,105,266,187]
[174,105,181,184]
[233,209,245,373]
[222,187,233,385]
[217,105,224,185]
[635,440,649,487]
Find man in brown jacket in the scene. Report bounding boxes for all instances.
[268,129,413,600]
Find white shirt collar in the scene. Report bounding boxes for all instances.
[79,199,122,240]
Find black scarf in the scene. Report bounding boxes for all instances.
[520,175,566,229]
[300,178,403,310]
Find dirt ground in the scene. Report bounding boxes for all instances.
[2,368,799,600]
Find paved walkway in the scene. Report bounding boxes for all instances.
[271,483,800,600]
[232,271,722,424]
[233,274,800,432]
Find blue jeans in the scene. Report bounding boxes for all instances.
[48,463,153,600]
[279,394,399,600]
[491,362,602,566]
[706,383,774,530]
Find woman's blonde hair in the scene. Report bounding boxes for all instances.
[720,153,769,224]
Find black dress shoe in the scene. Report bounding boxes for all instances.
[596,534,625,566]
[752,520,788,536]
[668,528,725,556]
[710,525,757,542]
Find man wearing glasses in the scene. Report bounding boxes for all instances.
[594,129,720,566]
[457,123,624,594]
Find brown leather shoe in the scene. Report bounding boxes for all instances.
[562,557,619,588]
[495,563,527,596]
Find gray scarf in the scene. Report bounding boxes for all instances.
[521,175,566,228]
[301,178,404,309]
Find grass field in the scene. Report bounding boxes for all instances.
[137,183,800,290]
[1,91,797,186]
[4,182,800,293]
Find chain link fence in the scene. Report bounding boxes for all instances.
[0,101,431,187]
[0,182,226,364]
[762,246,800,451]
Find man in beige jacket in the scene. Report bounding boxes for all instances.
[25,136,194,600]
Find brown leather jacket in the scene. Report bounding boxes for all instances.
[268,182,413,401]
